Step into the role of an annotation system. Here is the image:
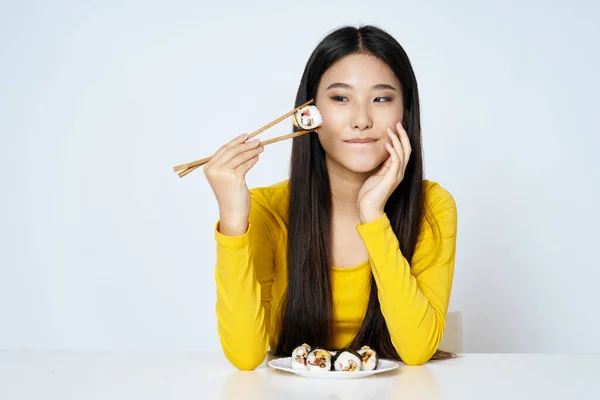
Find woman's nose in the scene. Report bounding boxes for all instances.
[351,103,373,130]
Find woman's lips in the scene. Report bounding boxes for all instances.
[345,138,377,144]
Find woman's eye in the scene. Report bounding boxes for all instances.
[331,96,349,102]
[374,97,393,103]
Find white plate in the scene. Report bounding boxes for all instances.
[268,357,398,379]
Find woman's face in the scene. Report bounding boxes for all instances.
[315,53,405,174]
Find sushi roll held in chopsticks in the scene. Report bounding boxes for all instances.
[357,345,379,371]
[292,105,323,130]
[306,348,332,371]
[291,343,311,370]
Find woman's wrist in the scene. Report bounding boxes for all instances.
[218,214,249,236]
[359,209,385,225]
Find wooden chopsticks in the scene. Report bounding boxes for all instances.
[173,99,316,178]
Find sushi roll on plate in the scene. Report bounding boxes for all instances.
[291,343,311,370]
[292,105,323,130]
[357,345,379,371]
[268,354,398,378]
[332,349,362,372]
[306,348,332,371]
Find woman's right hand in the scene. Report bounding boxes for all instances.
[203,133,264,236]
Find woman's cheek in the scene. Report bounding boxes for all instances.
[316,129,337,153]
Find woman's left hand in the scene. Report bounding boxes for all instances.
[357,121,412,224]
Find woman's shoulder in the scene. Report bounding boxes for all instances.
[423,179,454,200]
[422,179,457,224]
[249,179,289,200]
[248,179,290,219]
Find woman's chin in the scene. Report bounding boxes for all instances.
[325,151,386,174]
[343,158,385,174]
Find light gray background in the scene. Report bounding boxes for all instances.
[1,0,598,353]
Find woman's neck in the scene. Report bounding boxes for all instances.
[326,156,370,220]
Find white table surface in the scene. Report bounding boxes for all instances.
[1,351,599,399]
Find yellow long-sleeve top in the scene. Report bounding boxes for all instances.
[214,179,457,370]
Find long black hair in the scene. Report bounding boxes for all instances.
[274,25,452,362]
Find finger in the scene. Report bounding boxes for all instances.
[238,154,260,175]
[227,144,264,169]
[384,139,401,180]
[387,128,404,168]
[396,122,412,160]
[217,138,261,166]
[212,133,249,162]
[373,154,392,177]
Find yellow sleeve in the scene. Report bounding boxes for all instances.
[355,183,457,365]
[214,191,276,370]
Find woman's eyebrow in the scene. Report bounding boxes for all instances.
[372,83,397,91]
[326,82,397,91]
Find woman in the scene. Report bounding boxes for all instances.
[204,25,457,370]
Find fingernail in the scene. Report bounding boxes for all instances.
[250,138,259,143]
